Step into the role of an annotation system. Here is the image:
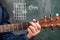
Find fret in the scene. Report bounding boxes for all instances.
[8,25,10,32]
[22,22,29,30]
[10,24,14,32]
[10,25,12,32]
[14,24,18,31]
[23,22,26,29]
[26,22,29,29]
[12,24,14,31]
[5,25,9,32]
[21,23,23,30]
[14,24,16,31]
[22,23,23,30]
[5,25,7,32]
[13,24,17,31]
[17,24,20,30]
[26,22,29,28]
[17,24,22,30]
[5,24,8,32]
[25,22,27,29]
[8,24,14,32]
[15,24,17,31]
[16,24,19,31]
[0,25,3,32]
[6,25,8,32]
[3,25,7,32]
[2,25,4,32]
[27,22,29,26]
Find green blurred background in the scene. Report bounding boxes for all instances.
[0,0,60,40]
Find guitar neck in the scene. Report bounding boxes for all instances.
[0,16,60,33]
[0,22,29,33]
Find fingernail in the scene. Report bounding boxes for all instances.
[33,19,36,21]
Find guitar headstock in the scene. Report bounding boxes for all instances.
[39,16,60,28]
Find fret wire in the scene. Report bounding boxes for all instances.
[11,24,14,32]
[25,22,29,29]
[16,24,18,31]
[21,23,23,30]
[7,25,11,32]
[10,24,11,32]
[26,22,28,29]
[22,23,23,30]
[25,22,28,29]
[1,25,3,32]
[18,23,21,30]
[17,24,20,30]
[8,24,10,32]
[23,22,26,29]
[17,24,19,30]
[4,25,9,32]
[0,25,3,32]
[6,25,8,32]
[8,25,12,32]
[12,24,14,31]
[12,24,14,32]
[3,25,5,32]
[11,24,14,31]
[5,25,7,32]
[14,24,17,30]
[10,24,13,32]
[27,22,29,27]
[12,24,16,31]
[0,26,1,32]
[19,23,21,30]
[23,22,24,29]
[21,23,22,30]
[4,25,6,32]
[15,24,18,30]
[14,24,17,31]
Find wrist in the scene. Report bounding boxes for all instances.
[27,34,34,40]
[27,34,31,39]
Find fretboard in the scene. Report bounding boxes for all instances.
[0,22,29,33]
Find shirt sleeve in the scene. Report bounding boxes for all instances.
[13,34,29,40]
[2,6,10,24]
[1,33,29,40]
[1,5,29,40]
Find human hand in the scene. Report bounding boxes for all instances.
[27,19,41,39]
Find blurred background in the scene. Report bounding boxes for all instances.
[0,0,60,40]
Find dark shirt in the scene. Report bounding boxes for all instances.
[0,3,29,40]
